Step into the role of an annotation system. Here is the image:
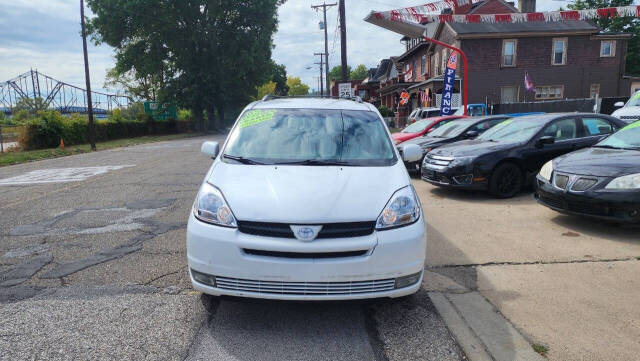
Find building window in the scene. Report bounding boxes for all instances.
[434,52,440,75]
[590,84,600,98]
[441,49,448,73]
[502,39,517,67]
[552,38,567,65]
[421,55,427,75]
[535,85,564,100]
[600,41,615,57]
[501,86,519,103]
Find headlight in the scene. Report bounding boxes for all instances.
[605,173,640,190]
[193,183,237,227]
[376,186,421,230]
[539,160,554,182]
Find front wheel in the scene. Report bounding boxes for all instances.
[489,163,523,198]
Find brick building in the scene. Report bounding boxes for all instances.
[367,0,632,114]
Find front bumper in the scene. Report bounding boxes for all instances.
[186,213,426,300]
[421,161,488,190]
[535,176,640,223]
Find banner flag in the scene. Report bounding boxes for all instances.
[440,51,458,116]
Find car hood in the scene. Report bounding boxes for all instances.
[430,139,520,158]
[392,132,418,143]
[402,136,451,148]
[206,161,409,223]
[554,147,640,177]
[611,105,640,117]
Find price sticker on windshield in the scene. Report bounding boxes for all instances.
[239,109,277,128]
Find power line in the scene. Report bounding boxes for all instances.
[312,2,337,97]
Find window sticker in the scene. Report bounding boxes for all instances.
[239,109,277,128]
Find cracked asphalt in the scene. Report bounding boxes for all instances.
[0,137,463,361]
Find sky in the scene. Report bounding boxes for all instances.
[0,0,569,94]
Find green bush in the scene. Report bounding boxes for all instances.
[17,110,193,150]
[378,106,395,117]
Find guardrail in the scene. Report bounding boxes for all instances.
[0,125,22,152]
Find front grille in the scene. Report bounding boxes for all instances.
[571,178,598,192]
[554,174,570,190]
[215,276,396,295]
[538,194,564,209]
[237,221,376,239]
[422,169,450,184]
[243,249,368,259]
[424,154,454,167]
[567,201,609,216]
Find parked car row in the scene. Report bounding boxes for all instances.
[397,112,638,223]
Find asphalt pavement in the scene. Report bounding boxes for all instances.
[0,136,463,361]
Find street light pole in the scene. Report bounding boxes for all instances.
[80,0,96,150]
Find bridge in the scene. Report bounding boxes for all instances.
[0,70,131,116]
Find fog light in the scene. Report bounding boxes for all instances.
[453,174,473,185]
[191,269,216,287]
[394,272,422,289]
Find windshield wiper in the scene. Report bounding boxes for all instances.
[592,145,619,149]
[273,159,351,166]
[222,154,265,165]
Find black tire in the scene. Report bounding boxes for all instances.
[489,162,523,198]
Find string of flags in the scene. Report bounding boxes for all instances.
[372,2,640,25]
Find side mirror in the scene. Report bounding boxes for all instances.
[427,128,435,133]
[536,136,555,148]
[400,144,422,162]
[201,141,219,158]
[614,101,624,108]
[465,130,479,138]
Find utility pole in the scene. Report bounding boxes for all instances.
[80,0,96,151]
[312,2,336,97]
[314,53,325,97]
[339,0,348,82]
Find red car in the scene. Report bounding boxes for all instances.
[392,115,466,144]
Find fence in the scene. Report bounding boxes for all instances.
[490,98,596,115]
[600,96,629,115]
[0,125,22,152]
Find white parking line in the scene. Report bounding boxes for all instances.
[0,165,135,186]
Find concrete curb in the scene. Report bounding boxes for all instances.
[429,291,545,361]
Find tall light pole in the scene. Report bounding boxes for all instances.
[312,3,336,97]
[80,0,95,150]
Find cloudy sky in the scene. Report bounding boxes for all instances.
[1,0,567,94]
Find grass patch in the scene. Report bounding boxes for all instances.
[0,133,201,167]
[532,343,548,357]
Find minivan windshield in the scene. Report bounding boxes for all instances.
[595,122,640,149]
[223,108,396,166]
[478,118,542,142]
[402,119,431,133]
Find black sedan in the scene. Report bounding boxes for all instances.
[401,115,511,172]
[535,122,640,223]
[421,113,627,198]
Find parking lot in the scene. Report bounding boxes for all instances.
[1,136,638,360]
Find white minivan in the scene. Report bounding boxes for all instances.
[187,97,426,300]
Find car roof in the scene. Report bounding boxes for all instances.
[447,115,510,123]
[249,97,377,112]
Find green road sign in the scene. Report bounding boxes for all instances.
[144,102,177,120]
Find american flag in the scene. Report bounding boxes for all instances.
[525,72,535,92]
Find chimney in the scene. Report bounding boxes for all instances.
[518,0,536,13]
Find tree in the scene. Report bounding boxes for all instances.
[350,64,369,80]
[255,81,277,100]
[329,65,352,81]
[286,77,310,96]
[13,97,47,114]
[568,0,640,75]
[87,0,286,131]
[103,67,162,101]
[268,61,289,96]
